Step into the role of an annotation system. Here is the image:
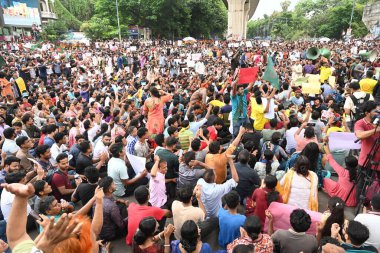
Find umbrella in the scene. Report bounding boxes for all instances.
[319,37,331,43]
[183,37,196,42]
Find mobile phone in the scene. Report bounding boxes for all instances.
[29,210,42,222]
[307,123,316,127]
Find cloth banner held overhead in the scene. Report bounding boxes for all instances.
[328,132,361,150]
[238,67,258,84]
[302,83,321,94]
[302,74,321,94]
[263,56,280,90]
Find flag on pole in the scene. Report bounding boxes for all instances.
[0,56,6,69]
[263,55,280,90]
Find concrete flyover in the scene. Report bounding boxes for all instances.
[223,0,260,40]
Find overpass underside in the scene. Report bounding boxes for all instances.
[224,0,260,40]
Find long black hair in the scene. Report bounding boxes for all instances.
[294,155,310,177]
[263,149,274,175]
[133,217,157,245]
[321,197,345,238]
[300,142,320,172]
[345,156,358,182]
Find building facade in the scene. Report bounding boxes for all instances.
[362,1,380,39]
[0,0,57,41]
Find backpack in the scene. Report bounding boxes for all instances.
[45,169,64,185]
[350,93,370,122]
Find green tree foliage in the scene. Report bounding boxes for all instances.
[247,0,372,40]
[81,0,227,40]
[53,0,82,30]
[40,20,68,41]
[59,0,95,21]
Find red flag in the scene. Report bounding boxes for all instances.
[238,67,258,84]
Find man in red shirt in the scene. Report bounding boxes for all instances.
[207,118,224,142]
[354,101,380,202]
[126,185,171,245]
[51,153,75,202]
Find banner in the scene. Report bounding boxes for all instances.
[126,153,148,177]
[187,60,195,68]
[302,74,321,94]
[328,76,336,88]
[246,41,253,48]
[2,0,41,26]
[191,53,202,61]
[302,82,321,94]
[264,202,322,235]
[294,77,309,86]
[328,132,361,150]
[238,67,258,84]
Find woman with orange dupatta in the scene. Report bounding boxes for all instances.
[277,155,318,211]
[143,87,172,135]
[0,72,14,99]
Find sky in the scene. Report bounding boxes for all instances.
[251,0,301,20]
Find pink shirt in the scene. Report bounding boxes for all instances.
[354,118,380,169]
[149,172,167,207]
[294,134,318,152]
[323,154,356,207]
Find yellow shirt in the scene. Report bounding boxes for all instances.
[326,126,345,137]
[250,97,266,131]
[209,100,225,108]
[320,66,332,83]
[359,78,377,94]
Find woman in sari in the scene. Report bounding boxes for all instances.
[143,87,172,135]
[278,155,318,211]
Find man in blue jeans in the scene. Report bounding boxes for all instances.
[231,80,253,137]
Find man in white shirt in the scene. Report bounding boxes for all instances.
[108,143,148,197]
[50,132,68,166]
[2,128,20,156]
[93,133,111,160]
[0,171,31,221]
[344,81,374,130]
[354,193,380,249]
[196,156,239,219]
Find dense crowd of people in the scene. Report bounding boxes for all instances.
[0,38,379,253]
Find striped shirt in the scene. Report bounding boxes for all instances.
[126,135,138,155]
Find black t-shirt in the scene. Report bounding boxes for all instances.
[75,153,93,175]
[72,183,97,206]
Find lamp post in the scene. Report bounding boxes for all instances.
[115,0,122,42]
[348,0,357,30]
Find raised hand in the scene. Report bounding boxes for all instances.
[1,183,34,198]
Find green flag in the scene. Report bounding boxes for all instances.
[30,42,42,51]
[263,55,280,90]
[0,56,6,69]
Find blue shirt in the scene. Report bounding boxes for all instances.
[218,208,246,249]
[43,136,55,148]
[290,96,304,106]
[231,89,248,120]
[171,240,212,253]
